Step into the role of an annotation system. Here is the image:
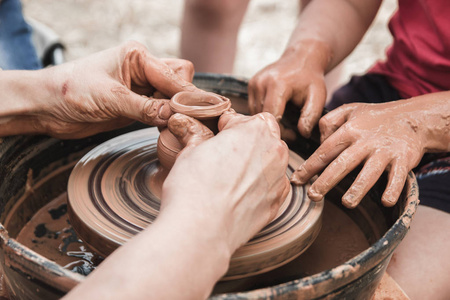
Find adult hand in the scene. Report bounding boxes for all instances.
[291,100,428,208]
[64,111,290,300]
[39,41,200,138]
[163,111,291,252]
[248,40,329,138]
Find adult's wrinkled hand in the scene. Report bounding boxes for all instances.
[40,41,201,138]
[291,101,427,208]
[162,111,290,252]
[248,41,329,138]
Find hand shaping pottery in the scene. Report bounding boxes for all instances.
[157,91,231,170]
[67,128,323,280]
[68,84,322,281]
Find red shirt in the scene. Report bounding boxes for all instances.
[370,0,450,98]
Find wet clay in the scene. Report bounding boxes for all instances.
[213,200,370,293]
[157,91,231,169]
[67,128,323,280]
[16,193,103,276]
[15,190,369,295]
[292,96,450,209]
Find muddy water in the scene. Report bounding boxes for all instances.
[213,200,370,293]
[16,191,369,294]
[16,193,103,276]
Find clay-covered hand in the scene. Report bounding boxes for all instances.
[38,41,200,138]
[163,111,290,252]
[64,112,290,300]
[248,40,329,138]
[291,100,430,208]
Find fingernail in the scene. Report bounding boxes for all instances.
[299,125,312,139]
[342,193,358,209]
[382,195,396,207]
[290,172,306,185]
[158,102,172,120]
[307,187,323,202]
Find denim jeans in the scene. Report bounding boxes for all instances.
[0,0,41,70]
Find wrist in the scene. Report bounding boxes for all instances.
[0,69,51,116]
[282,39,332,73]
[0,69,58,136]
[390,96,450,153]
[0,65,75,137]
[139,204,232,298]
[405,94,450,152]
[159,201,232,277]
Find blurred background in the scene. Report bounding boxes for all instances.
[22,0,396,87]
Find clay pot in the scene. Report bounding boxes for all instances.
[157,91,231,170]
[0,74,419,300]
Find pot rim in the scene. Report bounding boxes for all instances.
[170,91,231,119]
[210,172,419,299]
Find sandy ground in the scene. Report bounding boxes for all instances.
[22,0,396,87]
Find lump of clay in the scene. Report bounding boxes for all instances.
[157,91,231,170]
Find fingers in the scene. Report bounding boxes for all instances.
[319,103,356,143]
[218,111,281,138]
[307,145,368,201]
[249,82,267,115]
[291,130,352,185]
[279,122,297,143]
[218,110,247,131]
[296,145,406,208]
[262,84,290,122]
[248,84,256,115]
[142,52,201,97]
[297,80,327,138]
[341,153,390,208]
[256,112,281,138]
[49,118,134,139]
[121,92,173,127]
[119,41,201,103]
[108,77,173,126]
[168,113,214,153]
[382,158,408,207]
[161,58,195,82]
[248,74,291,134]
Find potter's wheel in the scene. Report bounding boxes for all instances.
[68,127,323,280]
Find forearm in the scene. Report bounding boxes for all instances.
[64,203,231,300]
[0,68,59,136]
[284,0,382,72]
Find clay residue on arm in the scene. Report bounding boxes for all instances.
[291,92,450,208]
[248,0,381,138]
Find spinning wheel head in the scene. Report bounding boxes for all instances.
[68,128,323,280]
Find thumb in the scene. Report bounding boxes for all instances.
[144,54,201,97]
[168,113,214,153]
